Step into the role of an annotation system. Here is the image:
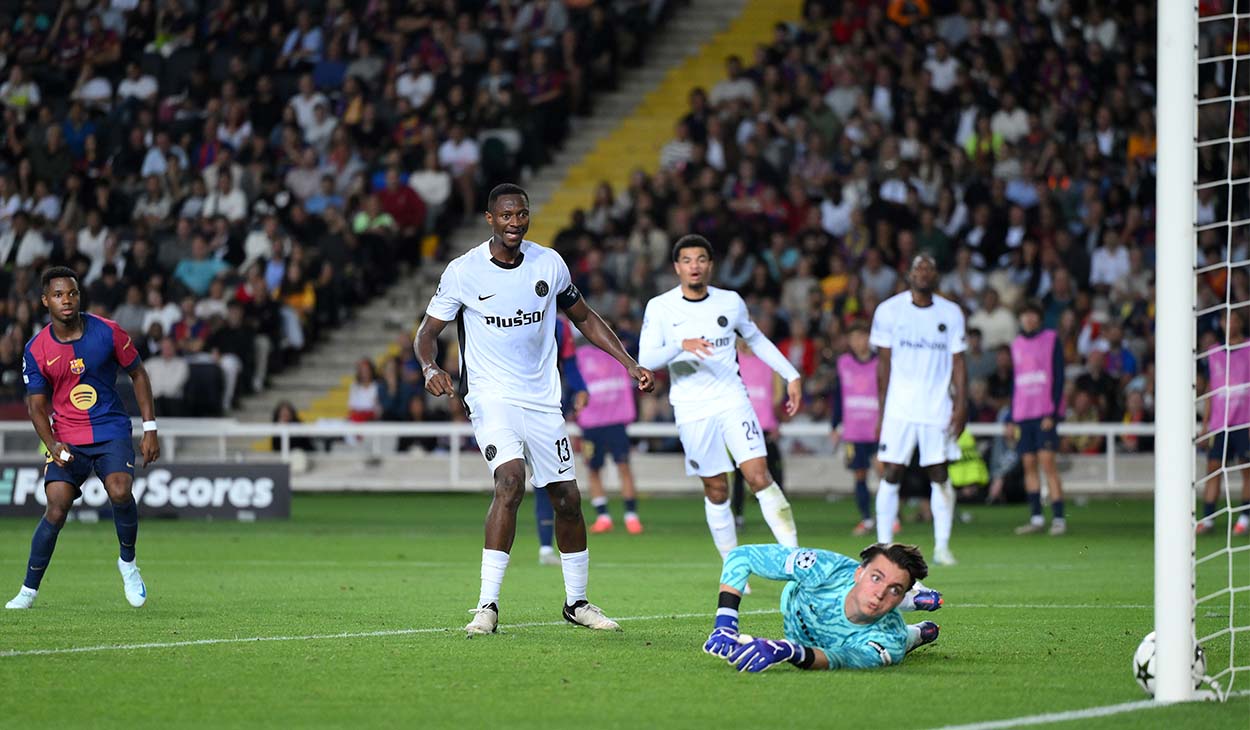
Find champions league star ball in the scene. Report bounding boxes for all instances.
[1132,631,1207,697]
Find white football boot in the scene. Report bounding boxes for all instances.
[118,558,147,607]
[562,600,621,631]
[465,603,499,636]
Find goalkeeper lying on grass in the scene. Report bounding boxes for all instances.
[705,543,943,672]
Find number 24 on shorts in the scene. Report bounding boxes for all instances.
[742,421,760,441]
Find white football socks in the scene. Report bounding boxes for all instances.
[876,480,901,543]
[704,497,738,560]
[931,481,955,552]
[478,548,510,607]
[754,483,798,547]
[560,549,589,605]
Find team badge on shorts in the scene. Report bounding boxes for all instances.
[535,280,549,297]
[717,315,728,327]
[937,323,947,332]
[484,445,497,461]
[689,459,699,470]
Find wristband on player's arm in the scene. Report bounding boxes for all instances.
[787,645,817,670]
[715,590,741,631]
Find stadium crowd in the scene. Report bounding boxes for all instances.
[4,0,1247,479]
[536,0,1222,465]
[0,0,672,419]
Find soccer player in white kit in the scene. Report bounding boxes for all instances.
[870,253,967,566]
[416,184,656,635]
[639,235,803,562]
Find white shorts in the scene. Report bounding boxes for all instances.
[677,401,769,478]
[877,417,960,467]
[470,400,575,487]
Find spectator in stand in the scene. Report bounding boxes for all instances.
[146,335,188,416]
[377,167,426,263]
[409,151,453,233]
[437,123,479,221]
[347,358,381,423]
[968,288,1018,350]
[271,401,316,453]
[378,356,415,423]
[173,237,228,297]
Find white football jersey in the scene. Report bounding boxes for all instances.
[870,291,967,426]
[425,239,578,415]
[640,286,799,425]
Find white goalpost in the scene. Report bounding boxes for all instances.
[1160,0,1250,704]
[1155,0,1198,705]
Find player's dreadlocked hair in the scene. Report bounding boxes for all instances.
[41,266,78,291]
[487,183,529,211]
[859,543,928,589]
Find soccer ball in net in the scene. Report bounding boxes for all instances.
[1132,631,1206,697]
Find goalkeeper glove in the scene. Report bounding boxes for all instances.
[704,610,740,658]
[704,627,740,658]
[728,638,803,673]
[911,588,943,612]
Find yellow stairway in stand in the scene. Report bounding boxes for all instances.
[526,0,803,246]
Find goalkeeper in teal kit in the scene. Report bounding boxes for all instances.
[705,543,943,672]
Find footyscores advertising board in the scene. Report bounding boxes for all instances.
[0,462,291,520]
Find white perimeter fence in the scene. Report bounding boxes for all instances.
[0,420,1165,496]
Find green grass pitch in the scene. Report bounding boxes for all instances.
[0,494,1245,729]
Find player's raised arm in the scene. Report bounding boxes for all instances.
[564,298,654,393]
[733,295,802,415]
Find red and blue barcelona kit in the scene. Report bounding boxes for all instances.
[22,314,142,487]
[22,313,141,444]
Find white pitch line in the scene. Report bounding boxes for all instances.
[958,603,1149,610]
[0,608,779,658]
[0,603,1151,658]
[32,559,721,569]
[921,690,1250,730]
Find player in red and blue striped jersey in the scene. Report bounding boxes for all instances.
[6,267,161,610]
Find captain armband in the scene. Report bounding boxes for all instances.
[556,284,583,310]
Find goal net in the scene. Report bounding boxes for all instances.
[1173,0,1250,704]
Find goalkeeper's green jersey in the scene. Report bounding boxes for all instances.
[720,545,909,669]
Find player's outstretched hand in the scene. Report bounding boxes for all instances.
[49,441,73,467]
[681,338,714,359]
[728,637,800,673]
[703,627,740,659]
[784,379,803,417]
[423,365,455,397]
[140,431,160,466]
[629,365,656,393]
